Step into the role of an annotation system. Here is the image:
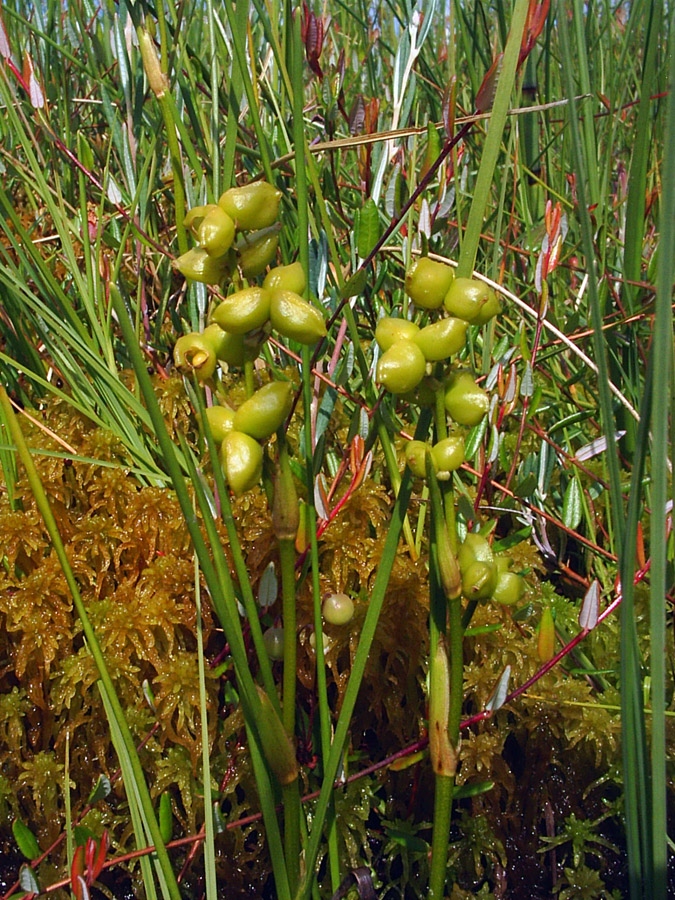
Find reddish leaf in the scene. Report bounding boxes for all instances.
[475,53,503,114]
[22,51,45,109]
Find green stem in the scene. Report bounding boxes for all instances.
[429,775,454,899]
[282,781,301,895]
[280,537,297,735]
[157,92,188,256]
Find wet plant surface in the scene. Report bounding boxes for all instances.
[0,0,673,898]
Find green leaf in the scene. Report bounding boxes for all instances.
[12,819,40,860]
[356,198,380,259]
[341,269,367,299]
[18,865,39,894]
[562,478,582,531]
[87,773,112,805]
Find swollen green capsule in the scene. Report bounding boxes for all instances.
[185,204,236,257]
[221,431,263,496]
[414,317,467,362]
[376,341,427,394]
[269,290,327,345]
[263,262,306,295]
[205,405,235,443]
[375,317,420,351]
[233,381,293,441]
[405,258,455,310]
[457,532,495,572]
[430,434,465,478]
[218,181,282,231]
[173,333,217,381]
[237,226,280,278]
[443,277,500,323]
[213,287,272,335]
[404,440,432,478]
[444,372,490,426]
[174,247,229,285]
[492,571,526,606]
[461,560,497,601]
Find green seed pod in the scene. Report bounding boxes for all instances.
[431,434,465,478]
[254,685,298,784]
[404,440,432,478]
[405,257,455,310]
[263,262,307,295]
[322,593,355,625]
[218,181,282,231]
[376,340,427,394]
[375,317,420,351]
[414,317,467,362]
[458,532,495,573]
[428,636,458,777]
[263,627,284,661]
[213,287,272,335]
[443,277,499,323]
[473,288,502,325]
[221,430,263,496]
[444,371,489,426]
[461,559,497,601]
[270,290,327,345]
[237,225,280,278]
[205,405,235,443]
[173,333,217,381]
[183,204,215,234]
[233,382,293,440]
[197,205,236,257]
[201,323,230,358]
[174,247,229,285]
[492,571,526,606]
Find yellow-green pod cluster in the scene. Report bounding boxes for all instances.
[457,533,526,605]
[175,180,282,285]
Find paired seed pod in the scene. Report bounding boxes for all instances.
[184,204,235,258]
[377,340,427,394]
[213,287,272,334]
[263,262,306,295]
[404,435,465,480]
[205,405,235,443]
[218,181,282,231]
[269,290,327,345]
[405,258,455,310]
[233,381,293,441]
[174,247,229,285]
[375,317,420,351]
[237,225,280,278]
[443,277,501,324]
[173,333,217,381]
[221,431,263,496]
[444,371,490,426]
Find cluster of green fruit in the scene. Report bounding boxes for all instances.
[377,258,499,479]
[172,182,328,495]
[457,533,525,606]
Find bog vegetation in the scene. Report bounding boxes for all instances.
[0,0,673,899]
